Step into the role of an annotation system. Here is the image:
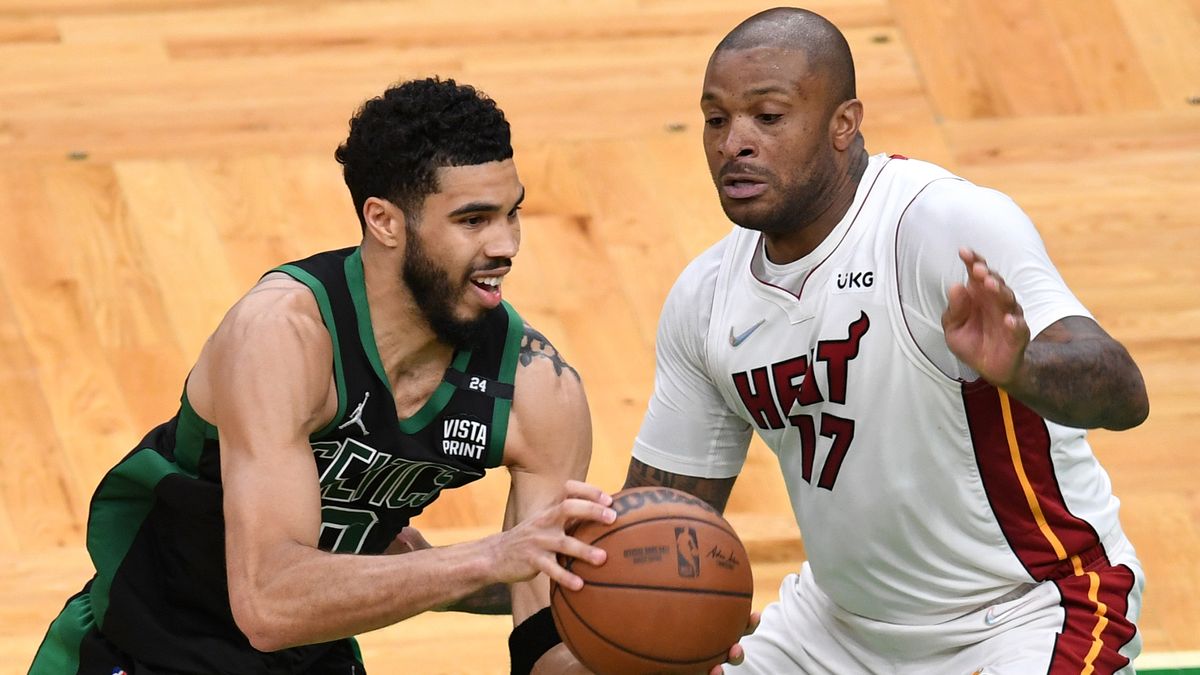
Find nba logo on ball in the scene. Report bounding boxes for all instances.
[674,526,700,577]
[551,487,754,674]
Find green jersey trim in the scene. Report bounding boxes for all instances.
[88,448,187,628]
[486,301,523,468]
[399,349,471,433]
[274,263,348,438]
[28,592,91,674]
[176,387,216,476]
[343,248,472,434]
[344,249,392,395]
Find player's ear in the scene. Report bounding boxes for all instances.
[362,197,404,249]
[830,98,863,152]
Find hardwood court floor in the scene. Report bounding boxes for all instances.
[0,0,1197,672]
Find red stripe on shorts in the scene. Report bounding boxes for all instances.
[962,382,1102,580]
[1048,562,1137,675]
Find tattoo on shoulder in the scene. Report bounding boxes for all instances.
[518,322,580,381]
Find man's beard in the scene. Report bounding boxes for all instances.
[718,151,840,235]
[402,231,491,350]
[721,180,822,234]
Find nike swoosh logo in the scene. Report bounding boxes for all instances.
[983,594,1038,626]
[729,318,766,347]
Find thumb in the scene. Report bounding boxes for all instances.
[943,283,970,329]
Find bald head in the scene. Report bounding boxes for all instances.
[714,7,856,106]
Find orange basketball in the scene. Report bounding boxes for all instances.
[550,487,754,674]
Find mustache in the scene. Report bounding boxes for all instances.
[474,258,512,273]
[717,163,773,181]
[461,258,513,283]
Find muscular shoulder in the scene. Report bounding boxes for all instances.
[511,321,585,421]
[210,274,332,362]
[189,273,334,429]
[515,322,581,385]
[504,320,589,471]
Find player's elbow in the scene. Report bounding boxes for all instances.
[1105,387,1149,431]
[1086,340,1149,431]
[229,583,294,652]
[1105,358,1150,431]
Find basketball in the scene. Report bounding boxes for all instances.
[550,487,754,674]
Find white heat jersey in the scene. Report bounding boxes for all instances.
[633,153,1137,624]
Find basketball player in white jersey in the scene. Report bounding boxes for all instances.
[625,8,1150,674]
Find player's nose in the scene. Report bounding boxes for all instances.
[719,118,757,159]
[484,219,520,260]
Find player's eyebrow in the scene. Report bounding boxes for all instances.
[747,85,791,97]
[701,85,791,103]
[447,187,525,217]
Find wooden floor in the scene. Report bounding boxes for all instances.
[1,0,1197,672]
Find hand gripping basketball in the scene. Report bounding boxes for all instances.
[550,487,755,674]
[493,480,616,591]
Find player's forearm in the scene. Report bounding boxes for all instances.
[622,458,736,514]
[438,581,512,614]
[1001,335,1148,430]
[231,536,502,652]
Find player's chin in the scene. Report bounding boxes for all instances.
[451,302,488,325]
[451,300,498,336]
[723,202,782,233]
[718,188,765,211]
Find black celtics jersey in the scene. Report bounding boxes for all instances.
[73,247,524,673]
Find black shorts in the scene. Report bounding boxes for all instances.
[31,582,367,675]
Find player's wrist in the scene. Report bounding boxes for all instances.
[991,345,1034,394]
[472,531,517,585]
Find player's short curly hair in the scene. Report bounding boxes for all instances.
[335,77,513,230]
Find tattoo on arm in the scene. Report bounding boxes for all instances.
[518,323,580,381]
[440,582,512,615]
[623,458,737,514]
[1010,317,1149,430]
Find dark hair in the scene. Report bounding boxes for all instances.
[335,77,513,230]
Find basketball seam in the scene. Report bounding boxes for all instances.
[550,583,585,669]
[554,581,735,666]
[554,514,749,670]
[563,515,742,573]
[581,581,752,598]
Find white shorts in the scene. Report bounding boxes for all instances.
[728,553,1143,675]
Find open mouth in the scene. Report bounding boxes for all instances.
[722,180,768,199]
[720,171,769,200]
[471,276,502,292]
[469,274,504,308]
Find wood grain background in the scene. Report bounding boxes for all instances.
[1,1,1197,672]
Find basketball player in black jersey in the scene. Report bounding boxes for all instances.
[30,78,616,674]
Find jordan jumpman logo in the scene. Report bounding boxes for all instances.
[338,392,370,436]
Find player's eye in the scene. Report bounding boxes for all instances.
[757,113,782,124]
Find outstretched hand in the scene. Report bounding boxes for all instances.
[708,611,761,674]
[942,248,1031,387]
